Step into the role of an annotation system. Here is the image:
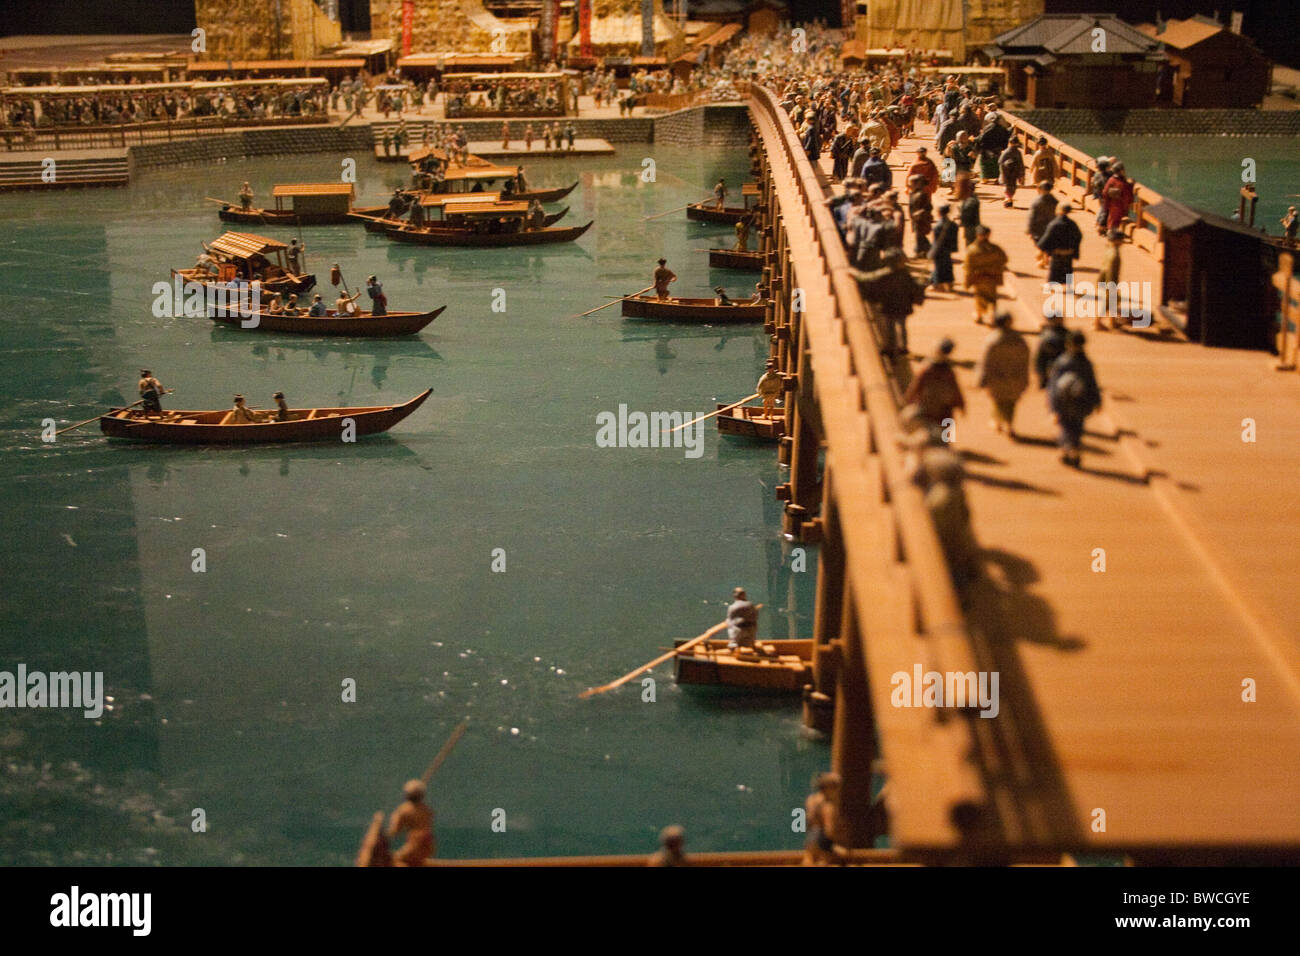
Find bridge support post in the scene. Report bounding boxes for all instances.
[804,465,843,734]
[831,585,883,849]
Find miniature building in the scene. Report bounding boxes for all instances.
[1137,16,1271,108]
[1147,199,1274,350]
[857,0,1042,63]
[369,0,532,54]
[193,0,343,61]
[984,14,1163,109]
[745,0,784,38]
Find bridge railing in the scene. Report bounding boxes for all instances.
[1001,112,1166,254]
[747,84,987,849]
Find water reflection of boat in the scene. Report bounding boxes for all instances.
[209,325,444,362]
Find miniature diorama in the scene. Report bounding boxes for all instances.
[3,0,1298,909]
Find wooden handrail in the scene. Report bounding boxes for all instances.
[746,84,987,847]
[1000,111,1167,251]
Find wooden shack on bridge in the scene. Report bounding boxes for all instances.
[1147,199,1275,350]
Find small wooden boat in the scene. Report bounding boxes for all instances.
[687,202,753,224]
[385,220,592,247]
[620,295,766,323]
[416,164,578,204]
[206,305,445,337]
[175,231,315,296]
[716,403,784,441]
[674,638,813,693]
[216,183,358,226]
[709,248,764,272]
[99,389,431,444]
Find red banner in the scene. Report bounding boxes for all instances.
[402,0,414,57]
[579,0,592,59]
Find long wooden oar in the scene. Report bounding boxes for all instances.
[667,392,760,433]
[204,196,234,206]
[420,720,468,785]
[578,285,653,317]
[579,605,763,699]
[642,194,711,222]
[55,398,146,436]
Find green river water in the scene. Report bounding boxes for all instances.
[0,145,828,864]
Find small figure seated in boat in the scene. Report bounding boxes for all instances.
[714,286,734,307]
[283,294,302,316]
[526,199,545,231]
[229,394,265,424]
[308,294,326,316]
[751,281,765,303]
[272,391,290,422]
[195,251,219,276]
[336,289,363,316]
[266,294,285,315]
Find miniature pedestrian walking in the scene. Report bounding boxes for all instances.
[928,203,958,292]
[963,225,1008,325]
[1047,330,1102,468]
[976,311,1030,437]
[1037,202,1083,288]
[903,338,964,433]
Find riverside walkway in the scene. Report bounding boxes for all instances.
[749,86,1300,862]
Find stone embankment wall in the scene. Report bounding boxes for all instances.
[129,127,374,170]
[1011,109,1300,136]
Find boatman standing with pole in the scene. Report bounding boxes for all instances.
[388,779,435,866]
[756,360,782,419]
[726,587,758,650]
[713,178,728,211]
[138,369,165,414]
[653,258,677,301]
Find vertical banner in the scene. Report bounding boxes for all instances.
[640,0,654,58]
[402,0,415,57]
[579,0,592,59]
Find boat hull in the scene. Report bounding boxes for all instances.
[716,403,784,441]
[620,295,766,323]
[218,205,354,226]
[99,389,431,444]
[517,181,578,203]
[674,638,813,693]
[384,221,592,247]
[207,305,444,337]
[709,249,764,272]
